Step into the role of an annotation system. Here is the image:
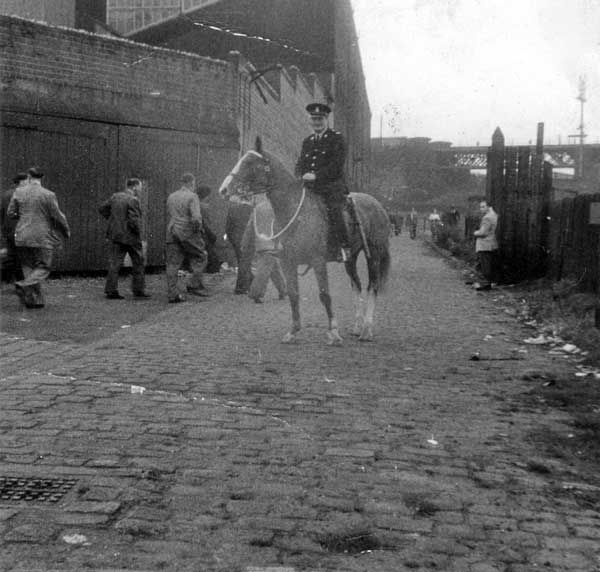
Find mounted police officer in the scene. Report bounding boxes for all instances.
[295,102,351,262]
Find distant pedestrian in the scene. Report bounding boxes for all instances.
[428,208,442,240]
[165,173,208,303]
[473,200,498,291]
[389,212,403,236]
[7,167,70,308]
[247,198,286,304]
[1,172,28,283]
[443,206,460,227]
[98,177,150,300]
[449,206,460,226]
[407,208,418,239]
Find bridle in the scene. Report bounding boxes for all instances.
[252,186,306,241]
[228,151,307,241]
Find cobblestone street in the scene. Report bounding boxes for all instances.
[1,235,599,572]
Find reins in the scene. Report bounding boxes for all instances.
[252,186,306,241]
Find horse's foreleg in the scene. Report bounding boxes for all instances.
[313,260,342,346]
[281,259,301,343]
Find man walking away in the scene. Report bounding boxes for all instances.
[99,177,150,300]
[473,200,498,291]
[166,172,208,303]
[8,166,70,308]
[1,172,28,283]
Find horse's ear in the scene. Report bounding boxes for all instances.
[255,136,263,154]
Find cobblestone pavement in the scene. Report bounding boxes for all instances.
[1,236,599,572]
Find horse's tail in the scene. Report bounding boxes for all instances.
[374,239,391,294]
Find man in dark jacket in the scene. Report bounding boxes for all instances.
[99,177,149,299]
[295,102,350,261]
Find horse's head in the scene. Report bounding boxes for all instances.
[219,137,273,202]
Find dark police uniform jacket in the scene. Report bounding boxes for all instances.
[295,128,348,199]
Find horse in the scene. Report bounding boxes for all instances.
[219,137,390,345]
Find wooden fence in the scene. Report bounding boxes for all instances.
[487,127,553,282]
[548,193,600,294]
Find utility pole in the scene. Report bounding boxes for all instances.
[574,76,587,178]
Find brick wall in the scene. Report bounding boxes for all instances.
[333,0,371,191]
[229,53,331,174]
[0,15,238,136]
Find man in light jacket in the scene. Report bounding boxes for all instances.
[165,172,208,303]
[7,167,70,308]
[473,200,498,291]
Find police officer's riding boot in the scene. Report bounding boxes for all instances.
[333,203,351,263]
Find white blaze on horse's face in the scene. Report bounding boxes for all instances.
[219,150,264,199]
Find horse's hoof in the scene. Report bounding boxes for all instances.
[282,332,297,344]
[327,330,344,346]
[351,321,364,336]
[358,327,374,342]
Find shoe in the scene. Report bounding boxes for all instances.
[475,284,492,291]
[106,292,125,300]
[341,248,351,262]
[250,297,263,304]
[133,292,151,298]
[187,288,210,297]
[168,295,185,303]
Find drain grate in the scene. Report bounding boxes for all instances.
[0,476,77,502]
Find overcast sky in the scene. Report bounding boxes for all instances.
[350,0,600,146]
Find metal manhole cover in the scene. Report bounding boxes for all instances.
[0,476,77,502]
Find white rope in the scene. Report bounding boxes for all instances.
[253,187,306,241]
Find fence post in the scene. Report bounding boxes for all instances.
[487,127,504,208]
[487,127,505,280]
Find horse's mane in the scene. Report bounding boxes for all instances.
[261,150,297,187]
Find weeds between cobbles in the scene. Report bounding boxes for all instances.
[428,232,600,479]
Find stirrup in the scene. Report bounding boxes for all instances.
[341,248,351,262]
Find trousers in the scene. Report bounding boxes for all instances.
[105,241,145,295]
[248,251,286,302]
[477,250,497,286]
[166,239,207,299]
[15,246,53,307]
